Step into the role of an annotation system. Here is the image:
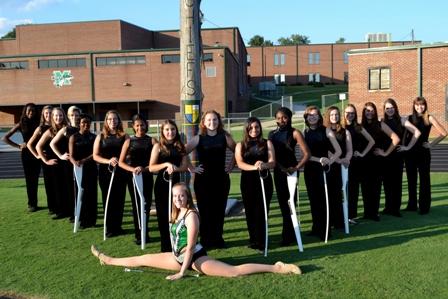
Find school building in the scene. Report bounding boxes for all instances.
[0,20,249,125]
[348,43,448,130]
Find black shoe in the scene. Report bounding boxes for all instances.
[390,211,402,217]
[52,214,65,220]
[403,206,417,212]
[28,206,38,212]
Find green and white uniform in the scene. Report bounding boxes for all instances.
[170,211,203,263]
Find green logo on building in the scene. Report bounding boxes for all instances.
[51,70,74,87]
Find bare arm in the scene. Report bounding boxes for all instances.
[27,127,44,159]
[185,135,199,154]
[36,130,58,165]
[326,128,342,165]
[398,118,421,152]
[375,122,400,157]
[118,138,137,173]
[148,143,187,174]
[68,135,78,166]
[2,123,25,150]
[49,127,68,160]
[426,115,448,148]
[293,129,310,170]
[355,128,375,158]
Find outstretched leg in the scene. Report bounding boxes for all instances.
[91,245,180,271]
[192,256,301,277]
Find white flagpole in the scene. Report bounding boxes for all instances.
[322,169,330,244]
[258,170,269,257]
[133,173,147,250]
[286,172,304,252]
[341,165,350,234]
[73,165,83,233]
[103,167,116,241]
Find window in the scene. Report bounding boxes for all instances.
[308,52,320,65]
[369,67,390,90]
[206,66,216,77]
[161,54,180,64]
[343,51,349,64]
[247,54,251,66]
[0,61,29,70]
[203,53,213,62]
[274,53,285,66]
[38,58,86,69]
[308,73,320,83]
[96,56,146,66]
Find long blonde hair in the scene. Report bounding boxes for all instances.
[170,183,197,224]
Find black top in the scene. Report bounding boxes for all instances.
[196,133,227,174]
[127,135,153,167]
[57,126,79,154]
[364,121,388,153]
[345,124,367,153]
[158,143,183,168]
[242,139,269,165]
[268,127,297,168]
[100,134,126,158]
[331,127,347,157]
[72,131,96,161]
[20,118,39,143]
[406,115,432,148]
[304,126,330,159]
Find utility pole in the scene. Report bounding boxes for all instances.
[180,0,202,156]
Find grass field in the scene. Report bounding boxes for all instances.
[1,173,448,299]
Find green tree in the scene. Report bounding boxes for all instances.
[248,35,273,47]
[1,28,16,39]
[336,37,346,43]
[277,34,310,45]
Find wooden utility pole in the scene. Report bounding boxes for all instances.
[180,0,202,152]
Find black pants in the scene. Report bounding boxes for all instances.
[127,172,153,240]
[60,160,75,217]
[195,172,230,247]
[348,157,363,219]
[21,149,41,208]
[98,165,127,235]
[241,171,272,249]
[273,168,298,243]
[41,162,56,213]
[78,161,98,227]
[304,163,329,239]
[154,172,180,252]
[383,151,404,214]
[327,163,344,228]
[361,155,382,219]
[405,148,431,213]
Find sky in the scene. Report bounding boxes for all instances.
[0,0,447,44]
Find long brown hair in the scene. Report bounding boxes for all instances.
[412,96,430,126]
[324,106,342,132]
[343,104,362,132]
[102,110,125,137]
[199,110,225,135]
[49,107,68,136]
[382,98,401,122]
[40,105,53,126]
[304,105,323,128]
[361,102,379,126]
[170,183,197,224]
[241,117,265,153]
[159,120,185,155]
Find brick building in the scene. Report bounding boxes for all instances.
[247,41,415,86]
[348,43,448,131]
[0,20,249,125]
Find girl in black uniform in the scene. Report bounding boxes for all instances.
[404,97,447,214]
[382,98,420,217]
[27,105,54,214]
[3,103,41,212]
[235,117,275,251]
[36,107,69,219]
[268,107,309,246]
[50,106,81,220]
[303,106,341,241]
[93,110,129,237]
[119,114,157,245]
[68,114,97,228]
[324,106,352,229]
[361,102,400,221]
[343,104,374,224]
[149,120,188,252]
[186,110,236,249]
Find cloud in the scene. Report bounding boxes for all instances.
[20,0,63,12]
[0,17,33,37]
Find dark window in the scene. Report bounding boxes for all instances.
[38,58,86,69]
[96,56,146,66]
[369,67,390,90]
[96,57,106,66]
[203,53,213,62]
[162,54,180,64]
[0,60,29,70]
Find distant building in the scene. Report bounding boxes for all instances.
[348,43,448,131]
[0,20,249,125]
[365,33,391,43]
[246,41,416,86]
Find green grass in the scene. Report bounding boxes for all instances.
[1,173,448,298]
